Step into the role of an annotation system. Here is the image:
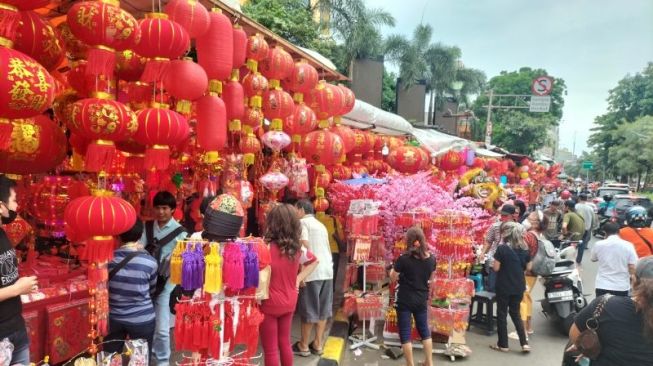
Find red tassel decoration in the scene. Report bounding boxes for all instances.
[0,118,12,150]
[0,5,20,47]
[85,47,117,78]
[140,58,170,83]
[85,140,117,173]
[144,145,172,171]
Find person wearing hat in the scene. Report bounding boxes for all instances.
[480,204,517,292]
[562,200,586,265]
[200,194,244,241]
[619,206,653,258]
[567,256,653,365]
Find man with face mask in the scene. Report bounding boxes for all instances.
[0,175,38,365]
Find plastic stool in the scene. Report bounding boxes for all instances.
[468,273,484,293]
[468,291,496,335]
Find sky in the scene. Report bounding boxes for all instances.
[365,0,653,154]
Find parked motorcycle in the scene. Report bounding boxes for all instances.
[539,241,588,334]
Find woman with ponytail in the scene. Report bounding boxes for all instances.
[567,256,653,365]
[390,227,436,366]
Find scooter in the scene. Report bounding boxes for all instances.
[539,240,588,335]
[592,215,616,239]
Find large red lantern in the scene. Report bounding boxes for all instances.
[136,13,190,82]
[67,1,140,77]
[163,57,208,114]
[196,8,233,89]
[69,98,138,172]
[0,115,66,174]
[116,50,146,82]
[260,46,293,85]
[351,129,373,156]
[246,33,269,72]
[56,22,88,61]
[135,106,189,170]
[14,11,64,71]
[195,93,227,163]
[0,47,56,119]
[305,80,343,121]
[0,1,52,45]
[242,71,268,108]
[223,73,245,132]
[263,88,294,130]
[232,25,247,69]
[164,0,210,38]
[285,103,317,143]
[439,149,464,171]
[285,60,318,98]
[64,192,137,262]
[337,84,356,116]
[330,163,352,180]
[331,124,355,155]
[387,145,426,174]
[302,129,344,167]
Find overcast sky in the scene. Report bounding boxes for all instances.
[367,0,653,154]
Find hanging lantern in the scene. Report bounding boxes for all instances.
[67,1,140,77]
[232,25,247,69]
[388,145,426,174]
[136,13,190,82]
[196,8,233,93]
[116,50,147,82]
[125,81,153,110]
[302,129,344,168]
[0,1,52,46]
[261,130,291,152]
[223,71,245,132]
[0,115,66,174]
[259,170,288,199]
[164,0,210,38]
[242,106,264,130]
[262,87,294,130]
[163,57,208,114]
[135,106,189,170]
[351,129,373,156]
[285,103,317,143]
[330,124,355,155]
[69,97,138,172]
[285,60,318,99]
[242,71,268,108]
[64,191,137,263]
[14,11,64,71]
[246,33,269,72]
[313,188,329,213]
[56,21,88,61]
[239,131,260,166]
[66,60,88,96]
[195,93,227,163]
[313,169,332,189]
[439,149,465,171]
[337,84,356,116]
[260,46,293,86]
[330,163,352,181]
[0,47,56,119]
[305,80,343,122]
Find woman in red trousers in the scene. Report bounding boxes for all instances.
[260,204,319,366]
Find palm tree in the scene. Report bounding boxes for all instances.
[455,67,486,105]
[424,43,461,124]
[384,24,433,88]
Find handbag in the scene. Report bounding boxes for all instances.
[574,294,612,360]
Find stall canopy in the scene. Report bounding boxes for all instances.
[342,100,413,136]
[411,128,476,156]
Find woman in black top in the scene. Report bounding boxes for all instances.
[492,222,532,353]
[391,227,436,366]
[567,256,653,365]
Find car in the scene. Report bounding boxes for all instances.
[595,186,630,204]
[612,194,653,227]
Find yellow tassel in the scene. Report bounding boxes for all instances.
[229,119,242,132]
[169,241,184,285]
[204,243,223,294]
[176,100,192,115]
[244,153,255,166]
[209,80,223,94]
[270,118,283,131]
[250,96,262,109]
[247,59,258,73]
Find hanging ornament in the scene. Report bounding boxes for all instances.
[195,93,227,163]
[261,130,291,152]
[245,33,269,72]
[330,124,355,156]
[164,0,210,38]
[239,131,261,166]
[0,115,66,174]
[232,25,248,69]
[116,50,147,82]
[388,145,427,174]
[223,70,245,132]
[284,60,318,100]
[285,103,317,144]
[260,46,293,87]
[242,71,268,108]
[0,1,53,46]
[313,188,329,213]
[14,10,64,71]
[163,57,208,115]
[262,87,294,131]
[135,105,190,171]
[330,163,352,181]
[136,13,190,82]
[56,21,88,61]
[196,8,233,93]
[301,129,344,168]
[259,170,289,199]
[305,80,343,122]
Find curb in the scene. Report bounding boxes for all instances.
[318,309,349,366]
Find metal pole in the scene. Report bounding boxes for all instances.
[485,89,494,146]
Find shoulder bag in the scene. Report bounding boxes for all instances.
[574,294,613,360]
[632,228,653,253]
[108,251,140,280]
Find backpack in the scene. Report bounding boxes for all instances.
[531,234,557,276]
[145,221,187,298]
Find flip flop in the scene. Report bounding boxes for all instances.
[309,341,324,356]
[489,345,509,353]
[292,342,311,357]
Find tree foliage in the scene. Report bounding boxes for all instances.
[382,70,397,112]
[242,0,322,48]
[384,24,432,88]
[490,111,557,155]
[606,116,653,183]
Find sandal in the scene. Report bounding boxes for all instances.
[292,342,311,357]
[489,345,509,353]
[522,345,532,353]
[309,341,323,356]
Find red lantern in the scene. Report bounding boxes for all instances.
[196,8,233,86]
[260,46,293,85]
[337,84,356,116]
[242,106,264,130]
[135,106,189,170]
[64,192,137,262]
[387,145,426,174]
[116,50,146,82]
[232,25,247,69]
[331,124,356,155]
[164,0,210,38]
[285,60,318,97]
[0,1,51,45]
[439,150,464,171]
[1,1,50,10]
[246,33,269,71]
[136,13,190,82]
[195,94,227,163]
[314,188,329,213]
[56,22,88,61]
[223,73,245,132]
[239,131,260,166]
[285,103,317,143]
[242,71,268,108]
[0,115,66,174]
[67,1,140,77]
[313,169,332,190]
[305,80,343,121]
[262,88,294,129]
[14,11,64,71]
[66,60,89,96]
[351,129,373,156]
[69,98,138,172]
[302,129,344,167]
[330,163,352,180]
[163,58,208,114]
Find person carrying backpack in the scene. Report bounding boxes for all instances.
[141,191,188,366]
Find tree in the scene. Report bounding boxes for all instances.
[424,44,460,124]
[382,70,397,112]
[384,24,432,88]
[490,111,557,156]
[606,115,653,188]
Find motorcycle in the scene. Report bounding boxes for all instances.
[539,240,588,335]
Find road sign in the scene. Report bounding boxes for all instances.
[582,161,594,170]
[531,76,554,96]
[529,95,551,112]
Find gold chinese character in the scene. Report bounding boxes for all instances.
[8,58,34,80]
[9,81,34,106]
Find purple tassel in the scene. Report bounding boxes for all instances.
[182,244,206,291]
[244,246,259,288]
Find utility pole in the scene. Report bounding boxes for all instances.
[485,89,494,146]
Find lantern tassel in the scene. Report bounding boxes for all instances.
[86,47,117,77]
[0,118,13,150]
[0,6,19,47]
[125,154,145,175]
[142,58,170,83]
[86,236,116,263]
[86,140,117,172]
[144,145,171,171]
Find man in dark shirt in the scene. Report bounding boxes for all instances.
[0,175,38,365]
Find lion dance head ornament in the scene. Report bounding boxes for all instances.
[457,168,504,211]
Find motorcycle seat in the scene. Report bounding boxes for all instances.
[555,260,575,268]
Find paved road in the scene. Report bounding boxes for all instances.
[342,238,601,366]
